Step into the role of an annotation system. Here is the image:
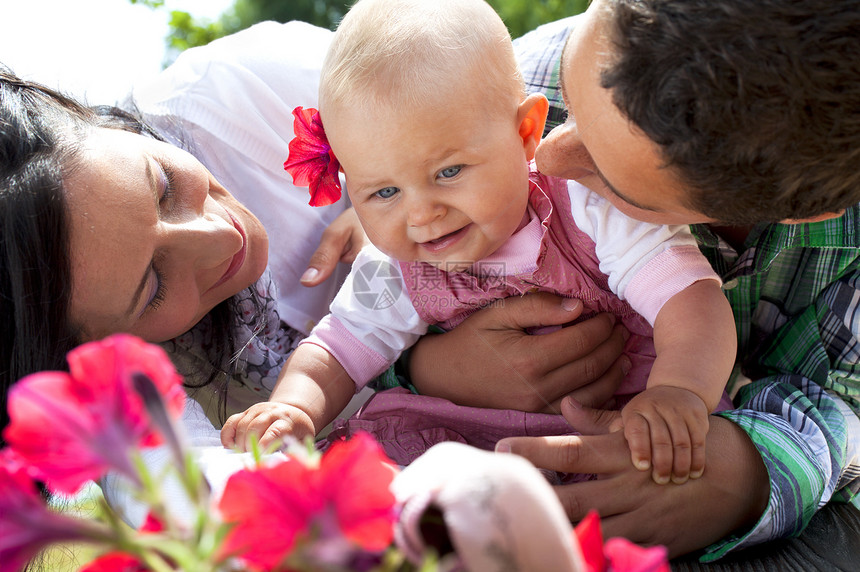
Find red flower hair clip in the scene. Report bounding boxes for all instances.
[283,106,342,207]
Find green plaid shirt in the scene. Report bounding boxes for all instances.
[514,17,860,561]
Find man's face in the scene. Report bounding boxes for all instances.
[535,0,715,225]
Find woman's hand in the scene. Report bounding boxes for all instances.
[301,207,368,286]
[497,400,770,558]
[409,292,630,413]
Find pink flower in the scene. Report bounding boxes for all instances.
[0,449,111,572]
[604,537,671,572]
[283,106,342,207]
[3,334,185,494]
[218,432,397,570]
[574,511,670,572]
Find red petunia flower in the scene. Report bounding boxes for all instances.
[0,449,111,572]
[3,334,186,494]
[78,553,149,572]
[218,432,397,570]
[283,106,342,207]
[78,515,165,572]
[574,511,670,572]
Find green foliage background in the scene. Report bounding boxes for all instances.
[133,0,587,65]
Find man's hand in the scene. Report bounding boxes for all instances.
[409,292,631,413]
[496,400,770,558]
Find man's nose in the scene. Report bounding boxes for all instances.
[535,121,595,181]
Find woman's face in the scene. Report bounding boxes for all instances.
[65,127,268,343]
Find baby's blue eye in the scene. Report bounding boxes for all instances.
[439,165,462,179]
[375,187,399,199]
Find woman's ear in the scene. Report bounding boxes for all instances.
[517,93,549,161]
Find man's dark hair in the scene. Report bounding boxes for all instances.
[602,0,860,224]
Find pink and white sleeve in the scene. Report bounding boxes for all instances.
[567,182,721,325]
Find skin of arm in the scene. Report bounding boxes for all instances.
[220,343,356,451]
[621,278,737,484]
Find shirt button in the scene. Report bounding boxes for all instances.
[722,278,740,290]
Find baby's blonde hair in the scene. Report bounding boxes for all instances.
[320,0,524,115]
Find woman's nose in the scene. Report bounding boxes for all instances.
[406,194,446,227]
[169,208,242,270]
[535,121,595,181]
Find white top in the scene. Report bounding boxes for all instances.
[129,20,347,335]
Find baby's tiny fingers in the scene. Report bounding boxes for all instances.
[623,414,652,471]
[667,420,694,484]
[689,428,707,479]
[220,412,247,448]
[648,416,673,485]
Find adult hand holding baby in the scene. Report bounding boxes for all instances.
[497,399,769,558]
[409,292,631,413]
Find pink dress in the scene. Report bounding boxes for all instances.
[399,171,656,398]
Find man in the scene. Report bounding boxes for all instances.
[495,0,860,563]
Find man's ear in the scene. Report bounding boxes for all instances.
[517,93,549,161]
[781,210,846,224]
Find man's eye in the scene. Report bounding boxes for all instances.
[439,165,462,179]
[375,187,399,199]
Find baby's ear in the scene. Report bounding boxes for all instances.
[517,93,549,161]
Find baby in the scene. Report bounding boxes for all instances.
[222,0,737,485]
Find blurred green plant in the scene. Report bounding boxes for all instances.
[490,0,588,38]
[135,0,587,66]
[128,0,165,7]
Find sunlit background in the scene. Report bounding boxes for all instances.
[0,0,233,104]
[0,0,587,105]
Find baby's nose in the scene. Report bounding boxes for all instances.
[407,196,445,227]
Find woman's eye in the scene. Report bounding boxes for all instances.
[439,165,462,179]
[160,164,178,205]
[374,187,399,199]
[146,264,167,313]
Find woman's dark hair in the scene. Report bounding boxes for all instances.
[602,0,860,224]
[0,68,248,438]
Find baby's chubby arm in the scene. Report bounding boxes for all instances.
[622,279,736,484]
[220,344,356,451]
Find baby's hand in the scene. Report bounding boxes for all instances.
[220,401,316,452]
[620,386,709,485]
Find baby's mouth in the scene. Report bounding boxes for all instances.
[420,225,470,252]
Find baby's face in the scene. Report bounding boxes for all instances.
[325,94,532,272]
